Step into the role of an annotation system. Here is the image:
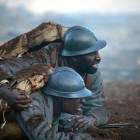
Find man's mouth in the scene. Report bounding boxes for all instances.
[77,105,83,111]
[77,107,82,111]
[92,64,98,68]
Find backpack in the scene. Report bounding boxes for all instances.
[0,22,68,59]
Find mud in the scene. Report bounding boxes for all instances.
[102,80,140,140]
[25,114,46,131]
[44,95,50,108]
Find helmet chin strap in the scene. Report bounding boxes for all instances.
[62,99,65,112]
[76,56,85,72]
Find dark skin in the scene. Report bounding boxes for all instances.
[67,51,101,131]
[67,51,101,75]
[0,85,33,111]
[52,96,85,118]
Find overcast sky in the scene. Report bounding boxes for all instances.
[1,0,140,14]
[0,0,140,81]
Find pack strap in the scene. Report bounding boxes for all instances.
[41,73,49,85]
[10,78,24,88]
[50,47,57,68]
[50,44,63,68]
[86,74,92,90]
[24,34,30,49]
[41,67,55,85]
[57,24,62,40]
[28,78,37,93]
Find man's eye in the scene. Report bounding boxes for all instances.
[89,52,95,56]
[89,51,97,56]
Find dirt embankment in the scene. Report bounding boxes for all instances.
[103,80,140,140]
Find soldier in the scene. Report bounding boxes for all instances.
[15,67,94,140]
[0,26,110,131]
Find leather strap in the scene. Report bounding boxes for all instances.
[50,66,55,71]
[41,73,49,85]
[16,79,24,84]
[41,67,55,84]
[86,74,92,90]
[24,34,30,49]
[50,46,57,68]
[28,78,37,93]
[50,44,63,68]
[57,24,62,40]
[10,78,24,88]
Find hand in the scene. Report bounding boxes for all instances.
[68,115,97,131]
[0,85,33,110]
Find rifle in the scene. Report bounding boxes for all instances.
[98,123,140,129]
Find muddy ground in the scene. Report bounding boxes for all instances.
[102,80,140,140]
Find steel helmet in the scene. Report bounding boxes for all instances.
[41,67,92,98]
[61,26,106,56]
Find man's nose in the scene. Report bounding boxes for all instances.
[80,98,85,104]
[95,52,101,61]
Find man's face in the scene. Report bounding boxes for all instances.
[80,51,101,74]
[63,97,85,115]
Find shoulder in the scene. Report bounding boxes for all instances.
[29,92,44,102]
[29,92,52,108]
[91,69,102,81]
[90,69,103,90]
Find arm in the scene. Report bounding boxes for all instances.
[61,70,110,131]
[0,46,50,110]
[68,69,110,130]
[0,46,50,81]
[0,85,32,111]
[16,93,94,140]
[82,69,110,126]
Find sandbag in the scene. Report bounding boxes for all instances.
[0,22,68,59]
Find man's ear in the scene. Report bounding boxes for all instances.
[72,56,77,61]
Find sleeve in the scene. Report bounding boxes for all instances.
[0,46,50,81]
[15,93,93,140]
[82,69,111,126]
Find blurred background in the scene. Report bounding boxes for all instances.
[0,0,140,81]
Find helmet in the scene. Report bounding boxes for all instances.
[41,67,92,98]
[61,26,106,56]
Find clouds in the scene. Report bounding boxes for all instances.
[1,0,140,14]
[0,0,140,81]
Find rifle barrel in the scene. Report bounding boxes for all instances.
[98,123,140,129]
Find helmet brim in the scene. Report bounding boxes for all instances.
[41,86,92,98]
[61,39,106,56]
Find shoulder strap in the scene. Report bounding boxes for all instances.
[50,43,63,68]
[50,24,63,68]
[86,74,92,90]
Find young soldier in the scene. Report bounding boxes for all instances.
[15,67,94,140]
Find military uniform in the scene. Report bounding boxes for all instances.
[0,45,110,127]
[16,91,94,140]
